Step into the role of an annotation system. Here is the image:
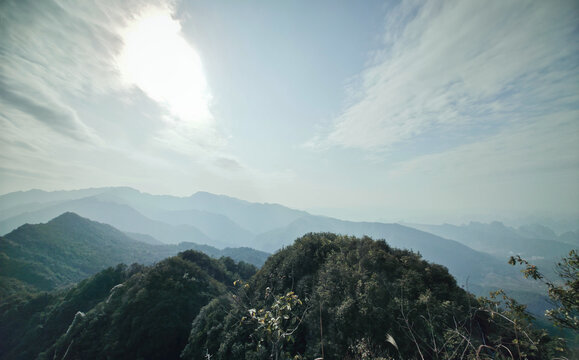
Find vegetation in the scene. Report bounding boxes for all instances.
[0,212,158,294]
[509,250,578,331]
[0,212,268,297]
[183,233,570,359]
[0,264,136,359]
[0,251,256,360]
[1,229,574,359]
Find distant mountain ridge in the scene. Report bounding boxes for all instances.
[0,212,269,294]
[0,187,568,304]
[406,221,577,271]
[0,249,257,360]
[0,187,308,247]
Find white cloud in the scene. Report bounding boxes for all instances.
[0,0,141,142]
[383,111,579,217]
[112,4,228,158]
[316,0,579,151]
[116,5,213,125]
[0,0,225,156]
[389,111,579,180]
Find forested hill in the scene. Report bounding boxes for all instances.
[0,251,257,360]
[0,188,556,304]
[0,233,569,359]
[183,233,565,359]
[0,212,268,295]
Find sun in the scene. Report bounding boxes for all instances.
[117,7,211,124]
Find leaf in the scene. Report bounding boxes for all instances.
[386,333,398,351]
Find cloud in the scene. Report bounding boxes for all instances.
[313,0,579,151]
[389,111,579,180]
[0,0,127,142]
[0,73,97,142]
[114,4,226,157]
[0,0,225,154]
[116,5,213,125]
[214,157,243,171]
[382,111,579,217]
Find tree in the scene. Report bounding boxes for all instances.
[243,288,309,360]
[509,249,579,330]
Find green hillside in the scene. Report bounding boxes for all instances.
[0,231,572,359]
[0,212,157,293]
[0,212,268,296]
[0,251,256,360]
[184,233,567,359]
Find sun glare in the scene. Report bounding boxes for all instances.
[118,7,211,124]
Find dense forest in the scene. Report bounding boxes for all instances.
[1,229,575,359]
[0,251,256,359]
[0,212,268,297]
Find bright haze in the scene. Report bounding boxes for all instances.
[1,0,578,224]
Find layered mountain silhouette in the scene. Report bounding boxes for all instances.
[0,249,257,360]
[1,234,566,359]
[407,221,576,258]
[0,187,567,301]
[0,212,268,294]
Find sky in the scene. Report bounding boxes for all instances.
[1,0,578,224]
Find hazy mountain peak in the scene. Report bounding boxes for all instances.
[50,211,83,222]
[190,191,247,203]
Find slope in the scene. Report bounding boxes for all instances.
[407,221,575,260]
[0,251,256,360]
[0,196,216,246]
[253,215,526,292]
[0,213,269,294]
[0,212,156,291]
[183,233,563,359]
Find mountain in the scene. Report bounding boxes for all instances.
[185,191,308,234]
[1,234,566,360]
[148,208,255,245]
[183,233,564,359]
[0,187,309,248]
[406,221,575,261]
[0,188,108,213]
[254,215,527,292]
[0,213,269,294]
[0,187,567,303]
[0,196,217,246]
[517,223,559,240]
[559,230,579,246]
[0,212,157,292]
[0,250,257,360]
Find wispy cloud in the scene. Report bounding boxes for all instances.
[313,0,579,151]
[0,0,226,157]
[0,73,98,142]
[381,110,579,218]
[116,5,213,124]
[111,3,229,159]
[389,111,579,180]
[0,0,131,142]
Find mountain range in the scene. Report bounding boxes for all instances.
[1,233,569,359]
[0,212,267,295]
[1,187,575,306]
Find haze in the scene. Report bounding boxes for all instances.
[1,0,578,224]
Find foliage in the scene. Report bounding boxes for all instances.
[0,264,135,360]
[509,250,579,331]
[2,230,572,360]
[475,289,566,359]
[0,212,265,294]
[0,250,255,360]
[185,233,491,359]
[242,285,308,360]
